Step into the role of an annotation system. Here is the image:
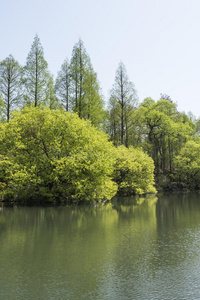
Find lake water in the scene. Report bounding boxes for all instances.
[1,192,200,299]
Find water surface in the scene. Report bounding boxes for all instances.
[1,192,200,299]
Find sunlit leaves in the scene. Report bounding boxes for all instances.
[0,106,117,202]
[174,140,200,189]
[130,99,195,173]
[113,145,156,196]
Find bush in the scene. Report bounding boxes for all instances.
[174,140,200,189]
[0,106,117,203]
[113,146,156,196]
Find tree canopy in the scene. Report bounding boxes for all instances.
[0,106,118,202]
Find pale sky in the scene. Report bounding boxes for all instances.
[1,0,200,117]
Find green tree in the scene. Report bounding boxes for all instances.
[0,55,21,121]
[131,99,195,174]
[187,111,196,123]
[108,62,138,146]
[70,39,88,117]
[23,34,51,107]
[83,68,105,127]
[0,106,117,203]
[174,140,200,189]
[55,58,71,111]
[113,145,156,195]
[70,39,104,126]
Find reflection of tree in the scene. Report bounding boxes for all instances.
[0,205,119,299]
[3,194,200,299]
[112,194,157,215]
[156,192,200,231]
[154,192,200,269]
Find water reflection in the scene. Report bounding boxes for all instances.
[0,193,200,299]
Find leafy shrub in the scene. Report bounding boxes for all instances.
[113,146,156,196]
[174,140,200,189]
[0,106,117,203]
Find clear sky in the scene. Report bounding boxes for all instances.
[1,0,200,116]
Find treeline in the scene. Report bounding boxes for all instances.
[0,35,105,126]
[1,35,200,203]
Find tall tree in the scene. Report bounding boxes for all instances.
[55,58,71,111]
[23,34,51,107]
[108,62,138,146]
[70,39,105,126]
[70,39,88,117]
[0,55,21,121]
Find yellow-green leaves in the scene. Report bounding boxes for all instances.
[131,99,195,174]
[174,140,200,189]
[113,146,156,196]
[0,106,158,203]
[0,106,117,203]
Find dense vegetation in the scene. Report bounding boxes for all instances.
[0,106,155,203]
[0,35,200,203]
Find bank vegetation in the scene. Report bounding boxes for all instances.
[0,35,200,204]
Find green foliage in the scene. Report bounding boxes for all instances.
[82,70,105,128]
[55,58,71,111]
[0,55,22,121]
[0,92,5,121]
[113,146,156,196]
[0,106,117,203]
[23,35,53,107]
[174,140,200,189]
[2,37,200,194]
[130,99,195,173]
[69,39,105,126]
[46,74,59,109]
[108,62,138,146]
